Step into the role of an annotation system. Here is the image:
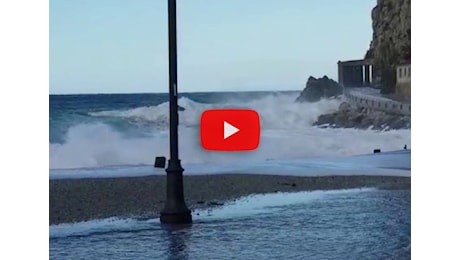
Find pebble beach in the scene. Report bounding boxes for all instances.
[50,174,410,225]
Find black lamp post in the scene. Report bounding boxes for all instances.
[160,0,192,224]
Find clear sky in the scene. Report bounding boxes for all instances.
[50,0,376,94]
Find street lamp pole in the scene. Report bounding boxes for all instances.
[160,0,192,224]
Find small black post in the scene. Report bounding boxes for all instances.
[160,0,192,224]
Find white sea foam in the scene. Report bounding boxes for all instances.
[88,94,339,129]
[49,217,160,239]
[49,150,411,179]
[50,93,410,170]
[195,188,375,220]
[49,188,374,238]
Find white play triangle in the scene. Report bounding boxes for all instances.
[224,121,239,139]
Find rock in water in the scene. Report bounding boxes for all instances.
[295,76,343,102]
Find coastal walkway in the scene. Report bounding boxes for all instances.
[344,87,411,116]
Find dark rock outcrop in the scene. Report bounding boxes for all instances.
[296,76,343,102]
[314,102,410,130]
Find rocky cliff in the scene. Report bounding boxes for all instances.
[365,0,411,93]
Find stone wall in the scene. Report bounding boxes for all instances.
[344,90,410,116]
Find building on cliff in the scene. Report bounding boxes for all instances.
[337,58,411,103]
[395,63,411,102]
[337,59,374,88]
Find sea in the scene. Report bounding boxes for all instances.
[49,91,411,259]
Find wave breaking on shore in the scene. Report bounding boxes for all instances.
[50,93,410,170]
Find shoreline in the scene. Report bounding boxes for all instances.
[50,174,410,225]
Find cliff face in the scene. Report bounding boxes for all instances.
[365,0,411,63]
[365,0,411,92]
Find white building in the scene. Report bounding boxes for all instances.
[395,64,411,102]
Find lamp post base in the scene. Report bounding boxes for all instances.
[160,210,192,224]
[160,159,192,224]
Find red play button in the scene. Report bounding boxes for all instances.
[200,109,260,151]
